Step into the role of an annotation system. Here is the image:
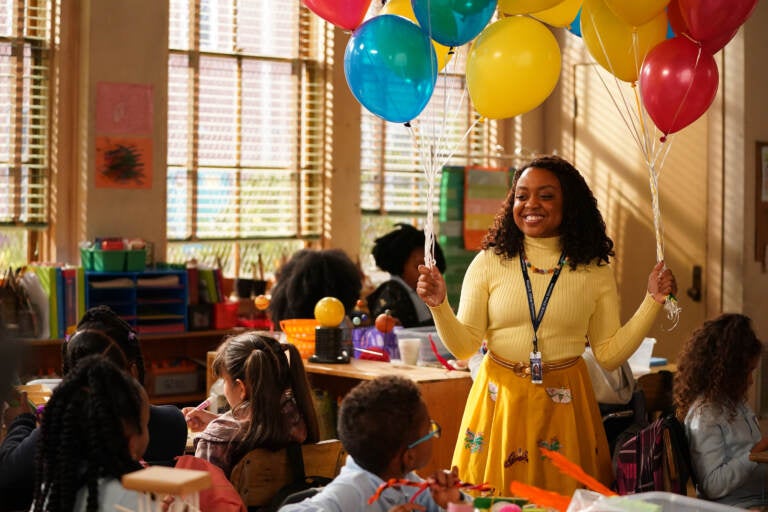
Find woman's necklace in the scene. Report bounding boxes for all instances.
[522,252,568,275]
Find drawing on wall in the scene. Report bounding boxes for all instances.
[95,136,153,189]
[96,82,153,135]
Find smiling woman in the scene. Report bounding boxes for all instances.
[416,154,679,496]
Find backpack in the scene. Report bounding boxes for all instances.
[614,414,696,495]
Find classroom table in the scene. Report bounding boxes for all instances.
[207,353,473,475]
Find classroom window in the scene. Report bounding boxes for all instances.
[0,0,57,267]
[166,0,332,276]
[359,48,498,268]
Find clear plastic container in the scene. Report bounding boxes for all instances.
[625,492,743,512]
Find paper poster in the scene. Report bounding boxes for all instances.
[95,136,153,189]
[463,167,511,250]
[96,82,153,136]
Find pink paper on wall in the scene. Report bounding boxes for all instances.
[96,82,153,135]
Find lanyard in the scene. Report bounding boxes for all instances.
[519,250,566,354]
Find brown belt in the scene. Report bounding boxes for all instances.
[488,351,580,378]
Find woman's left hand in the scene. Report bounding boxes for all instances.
[647,261,677,304]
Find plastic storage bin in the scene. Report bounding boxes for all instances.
[628,337,656,376]
[625,492,743,512]
[281,319,319,359]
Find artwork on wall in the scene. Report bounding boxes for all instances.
[94,136,153,189]
[95,82,154,189]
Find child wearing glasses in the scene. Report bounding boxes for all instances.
[280,375,469,511]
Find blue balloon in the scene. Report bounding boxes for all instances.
[344,15,437,123]
[568,8,582,38]
[411,0,497,47]
[666,20,675,39]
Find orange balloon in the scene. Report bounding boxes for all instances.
[531,0,583,27]
[499,0,562,15]
[581,0,667,82]
[604,0,670,27]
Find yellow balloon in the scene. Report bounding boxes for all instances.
[467,16,561,119]
[314,297,345,327]
[380,0,452,71]
[604,0,670,27]
[531,0,583,28]
[499,0,562,15]
[581,0,667,82]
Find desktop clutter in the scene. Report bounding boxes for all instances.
[279,295,459,369]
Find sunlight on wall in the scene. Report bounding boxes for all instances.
[560,34,709,360]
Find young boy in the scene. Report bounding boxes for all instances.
[280,375,469,511]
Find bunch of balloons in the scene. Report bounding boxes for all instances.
[580,0,757,138]
[301,0,757,134]
[301,0,567,123]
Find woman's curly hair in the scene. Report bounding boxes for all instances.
[269,249,362,326]
[32,356,145,512]
[371,223,446,275]
[673,313,763,421]
[482,155,615,268]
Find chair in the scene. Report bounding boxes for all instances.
[637,370,675,420]
[229,439,346,510]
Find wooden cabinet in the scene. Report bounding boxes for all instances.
[22,329,234,405]
[85,270,188,335]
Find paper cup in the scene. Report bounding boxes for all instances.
[397,338,421,366]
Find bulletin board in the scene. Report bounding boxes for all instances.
[756,141,768,271]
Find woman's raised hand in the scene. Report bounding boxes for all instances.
[647,261,677,304]
[417,264,447,307]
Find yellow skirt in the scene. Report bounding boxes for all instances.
[451,354,613,497]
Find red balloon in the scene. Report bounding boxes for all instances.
[640,37,719,136]
[677,0,757,43]
[303,0,372,31]
[667,0,738,54]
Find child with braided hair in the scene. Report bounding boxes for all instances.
[31,355,149,512]
[0,306,187,511]
[183,332,320,476]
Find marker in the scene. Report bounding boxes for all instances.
[185,396,211,420]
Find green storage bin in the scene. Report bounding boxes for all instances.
[125,249,147,271]
[80,247,94,271]
[92,249,126,272]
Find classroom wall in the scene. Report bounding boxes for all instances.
[52,1,768,406]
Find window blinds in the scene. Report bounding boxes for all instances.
[167,0,330,242]
[0,0,55,227]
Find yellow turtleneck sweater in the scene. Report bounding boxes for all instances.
[430,236,661,370]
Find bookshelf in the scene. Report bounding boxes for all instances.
[85,270,188,335]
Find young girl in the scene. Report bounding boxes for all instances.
[31,355,150,512]
[674,313,768,508]
[184,332,319,476]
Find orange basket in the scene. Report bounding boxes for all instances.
[280,319,319,359]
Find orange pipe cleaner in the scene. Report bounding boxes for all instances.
[539,447,617,497]
[509,481,571,512]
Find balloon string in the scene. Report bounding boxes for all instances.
[660,44,703,143]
